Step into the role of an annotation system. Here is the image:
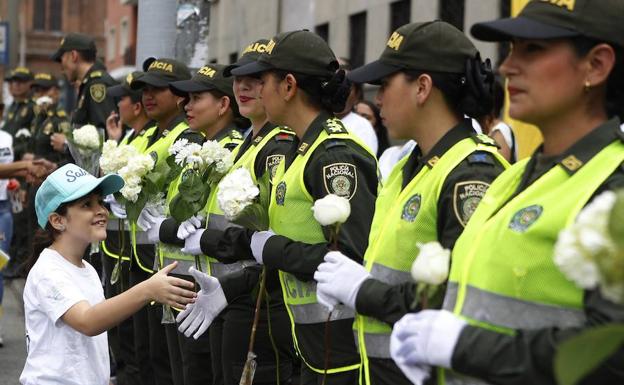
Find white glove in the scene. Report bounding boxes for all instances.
[137,206,162,231]
[390,310,467,369]
[176,267,227,339]
[146,216,166,244]
[105,194,127,219]
[177,214,204,240]
[313,251,370,311]
[250,230,275,264]
[181,229,205,255]
[316,290,340,313]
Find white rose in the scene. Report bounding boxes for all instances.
[217,168,260,220]
[120,183,142,202]
[311,194,351,226]
[36,96,53,106]
[74,124,100,149]
[554,228,601,289]
[410,242,450,285]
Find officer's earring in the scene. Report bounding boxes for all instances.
[584,80,591,92]
[59,225,65,232]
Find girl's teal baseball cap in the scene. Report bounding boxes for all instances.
[35,164,124,229]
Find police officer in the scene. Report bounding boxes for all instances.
[51,33,116,143]
[390,1,624,384]
[182,30,379,385]
[313,20,508,385]
[101,71,156,385]
[29,73,71,165]
[3,67,36,160]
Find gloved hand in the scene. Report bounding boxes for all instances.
[176,267,227,339]
[177,214,204,240]
[314,251,370,311]
[105,194,126,219]
[250,230,275,264]
[390,310,467,369]
[146,216,167,244]
[181,229,205,255]
[317,290,340,313]
[137,205,162,231]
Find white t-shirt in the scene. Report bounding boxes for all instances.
[491,121,518,161]
[0,130,14,200]
[20,248,109,385]
[340,112,379,155]
[378,140,417,182]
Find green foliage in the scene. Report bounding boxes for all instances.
[555,324,624,385]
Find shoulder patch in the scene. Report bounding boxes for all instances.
[43,122,54,135]
[453,181,490,227]
[323,162,357,200]
[19,106,28,118]
[275,132,294,142]
[90,84,106,103]
[90,70,103,78]
[323,118,348,135]
[473,133,497,146]
[467,151,495,166]
[265,154,285,181]
[324,139,347,150]
[229,130,243,140]
[509,205,543,232]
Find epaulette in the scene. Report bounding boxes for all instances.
[56,109,67,118]
[472,133,498,147]
[229,130,243,140]
[323,117,348,135]
[467,151,496,166]
[90,71,103,79]
[324,139,347,150]
[224,141,239,150]
[274,132,294,142]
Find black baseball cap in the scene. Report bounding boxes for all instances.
[51,33,97,62]
[108,71,143,98]
[348,21,477,85]
[130,57,192,89]
[471,0,624,47]
[31,73,59,89]
[230,30,339,77]
[5,67,33,82]
[223,39,271,77]
[170,64,234,98]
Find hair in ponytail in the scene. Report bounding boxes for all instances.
[273,69,353,113]
[26,203,68,274]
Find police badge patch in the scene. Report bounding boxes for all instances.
[266,155,284,182]
[275,181,287,206]
[401,194,421,222]
[453,181,489,226]
[323,163,357,200]
[509,205,543,232]
[43,122,54,135]
[90,84,106,103]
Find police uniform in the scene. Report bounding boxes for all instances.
[31,107,71,164]
[3,67,36,160]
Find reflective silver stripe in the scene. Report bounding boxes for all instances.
[361,332,391,359]
[206,213,240,231]
[209,260,258,278]
[134,230,151,245]
[369,262,412,284]
[445,282,586,329]
[290,303,355,324]
[443,281,459,311]
[106,219,129,231]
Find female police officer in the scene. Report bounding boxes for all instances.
[390,1,624,384]
[313,20,508,385]
[181,30,379,385]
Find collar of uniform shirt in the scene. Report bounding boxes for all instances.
[283,111,332,167]
[147,113,187,147]
[234,121,274,164]
[402,119,474,188]
[210,123,238,142]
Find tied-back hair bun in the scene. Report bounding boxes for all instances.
[460,53,495,119]
[320,69,352,113]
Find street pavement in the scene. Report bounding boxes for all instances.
[0,278,26,385]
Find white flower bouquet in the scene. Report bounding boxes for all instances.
[99,140,140,175]
[167,139,234,222]
[67,124,103,175]
[217,167,269,231]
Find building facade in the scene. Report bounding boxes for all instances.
[105,0,138,79]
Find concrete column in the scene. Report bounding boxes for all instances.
[465,0,500,64]
[136,0,177,66]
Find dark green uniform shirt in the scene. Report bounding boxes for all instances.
[355,121,507,325]
[451,118,624,385]
[30,105,71,165]
[3,98,36,159]
[72,62,117,130]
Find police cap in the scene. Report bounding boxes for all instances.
[223,38,271,77]
[170,64,234,99]
[348,21,477,85]
[471,0,624,47]
[31,72,59,89]
[230,30,339,77]
[130,57,192,89]
[108,71,143,98]
[4,66,34,82]
[51,33,97,62]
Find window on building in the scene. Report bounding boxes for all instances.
[120,19,129,56]
[390,0,411,32]
[107,27,117,61]
[315,23,329,42]
[349,12,366,69]
[48,0,62,31]
[439,0,465,31]
[229,52,238,64]
[33,0,47,30]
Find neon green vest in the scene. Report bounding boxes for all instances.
[130,121,189,273]
[269,119,374,374]
[158,131,243,276]
[439,139,624,385]
[102,125,158,261]
[356,136,506,383]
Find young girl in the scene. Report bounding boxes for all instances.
[20,163,196,385]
